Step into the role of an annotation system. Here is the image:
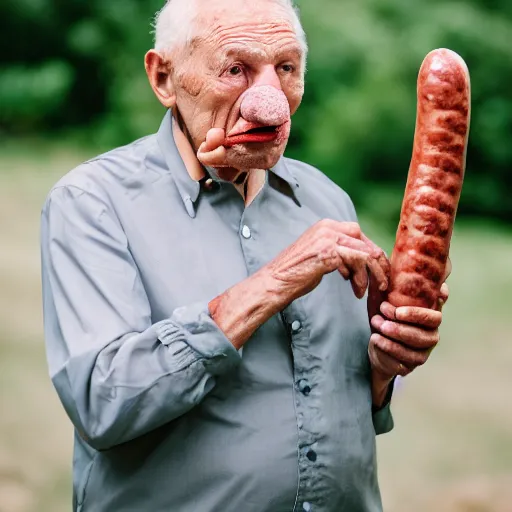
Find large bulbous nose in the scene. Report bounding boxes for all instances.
[240,85,291,126]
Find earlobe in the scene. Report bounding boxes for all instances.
[145,50,176,108]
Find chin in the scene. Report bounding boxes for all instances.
[226,142,287,170]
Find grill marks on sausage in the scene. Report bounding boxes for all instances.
[425,154,463,176]
[438,112,468,136]
[388,50,470,308]
[414,166,461,196]
[392,272,437,303]
[427,131,465,157]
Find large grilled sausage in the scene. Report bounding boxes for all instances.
[387,49,471,309]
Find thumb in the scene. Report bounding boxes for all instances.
[203,128,226,152]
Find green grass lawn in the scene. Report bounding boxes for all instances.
[0,143,511,512]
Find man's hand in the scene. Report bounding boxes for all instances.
[210,219,389,349]
[369,275,450,407]
[197,128,229,168]
[267,219,389,302]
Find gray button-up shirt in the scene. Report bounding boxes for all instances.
[41,111,393,512]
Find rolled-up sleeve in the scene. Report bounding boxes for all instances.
[41,185,240,451]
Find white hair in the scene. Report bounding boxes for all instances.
[153,0,308,62]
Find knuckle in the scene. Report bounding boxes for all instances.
[373,334,387,351]
[317,219,334,231]
[315,226,332,241]
[344,222,361,238]
[381,321,396,338]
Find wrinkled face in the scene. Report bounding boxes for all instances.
[171,0,305,170]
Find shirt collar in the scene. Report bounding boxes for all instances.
[271,156,300,191]
[157,110,201,218]
[156,109,299,218]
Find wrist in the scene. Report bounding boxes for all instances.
[209,267,289,349]
[371,368,395,408]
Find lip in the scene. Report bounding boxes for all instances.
[224,131,279,147]
[224,120,289,147]
[227,119,269,138]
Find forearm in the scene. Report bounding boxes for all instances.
[209,267,289,350]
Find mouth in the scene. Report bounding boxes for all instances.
[224,123,281,147]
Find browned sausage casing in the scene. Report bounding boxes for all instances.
[388,49,471,309]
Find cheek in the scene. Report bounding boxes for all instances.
[277,122,291,144]
[284,79,305,115]
[210,85,243,111]
[175,69,204,98]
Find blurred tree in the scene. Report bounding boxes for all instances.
[0,0,511,221]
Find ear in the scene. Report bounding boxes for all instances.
[145,49,176,108]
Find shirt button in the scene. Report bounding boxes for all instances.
[241,225,251,239]
[297,379,311,396]
[306,449,317,462]
[303,503,312,512]
[291,320,302,333]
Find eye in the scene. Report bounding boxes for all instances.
[281,64,295,73]
[228,65,243,76]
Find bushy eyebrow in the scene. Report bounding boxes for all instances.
[216,44,303,69]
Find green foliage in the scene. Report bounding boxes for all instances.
[1,0,511,220]
[0,61,73,130]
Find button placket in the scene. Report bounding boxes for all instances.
[286,306,321,512]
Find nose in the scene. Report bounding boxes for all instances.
[240,85,291,126]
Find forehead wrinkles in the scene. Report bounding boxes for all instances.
[204,19,299,51]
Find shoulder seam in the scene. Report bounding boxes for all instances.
[46,184,113,213]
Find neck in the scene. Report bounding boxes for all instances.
[171,108,266,205]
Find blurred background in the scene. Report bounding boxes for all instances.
[0,0,511,511]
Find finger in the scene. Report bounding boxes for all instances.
[374,317,440,349]
[357,234,390,292]
[394,306,443,329]
[370,314,386,332]
[337,261,351,280]
[360,233,391,287]
[336,233,372,254]
[370,333,431,368]
[438,283,449,309]
[369,343,412,378]
[329,221,362,240]
[351,262,369,299]
[204,128,226,152]
[380,301,397,321]
[335,233,388,293]
[361,233,390,270]
[343,248,371,298]
[366,256,389,292]
[197,143,229,168]
[443,257,452,282]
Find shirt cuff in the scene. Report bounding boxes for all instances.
[372,377,395,435]
[156,302,241,376]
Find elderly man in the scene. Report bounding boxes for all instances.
[41,0,449,511]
